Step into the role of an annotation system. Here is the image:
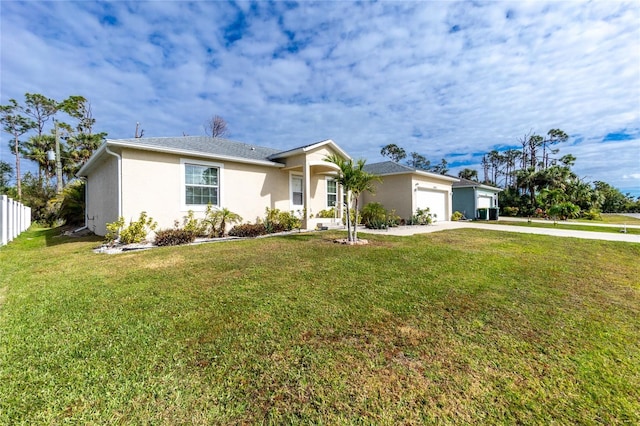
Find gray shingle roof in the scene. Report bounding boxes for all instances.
[109,136,284,163]
[363,161,417,175]
[452,177,502,191]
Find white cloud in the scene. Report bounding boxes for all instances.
[1,1,638,194]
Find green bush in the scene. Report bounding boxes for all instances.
[451,211,463,221]
[228,223,268,238]
[409,207,433,225]
[154,228,196,247]
[182,210,207,237]
[548,202,581,220]
[49,180,85,226]
[315,208,336,219]
[105,211,158,244]
[361,203,387,229]
[502,206,519,217]
[581,208,602,221]
[264,208,301,233]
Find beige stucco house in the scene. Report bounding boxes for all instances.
[77,137,349,236]
[362,161,458,222]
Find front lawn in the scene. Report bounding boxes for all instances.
[492,220,640,235]
[1,227,638,424]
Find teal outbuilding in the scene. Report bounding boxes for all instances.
[452,178,502,220]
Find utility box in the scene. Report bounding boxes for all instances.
[477,208,488,220]
[489,208,499,221]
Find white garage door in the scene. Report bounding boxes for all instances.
[477,196,492,209]
[416,189,447,222]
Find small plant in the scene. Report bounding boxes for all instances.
[410,207,433,225]
[502,206,519,217]
[581,208,602,221]
[361,202,387,229]
[182,210,207,237]
[451,211,464,221]
[228,223,268,238]
[104,211,157,244]
[264,208,301,233]
[548,202,581,220]
[154,228,196,247]
[204,206,243,237]
[315,208,336,219]
[386,209,401,227]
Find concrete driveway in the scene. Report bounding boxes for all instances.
[360,220,640,243]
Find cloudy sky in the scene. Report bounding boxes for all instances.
[1,1,639,195]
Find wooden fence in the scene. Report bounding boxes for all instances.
[1,195,31,246]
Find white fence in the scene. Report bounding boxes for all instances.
[1,195,31,246]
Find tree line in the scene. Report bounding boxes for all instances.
[0,92,232,224]
[381,130,639,217]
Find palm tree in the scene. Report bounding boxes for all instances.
[324,154,379,243]
[458,168,478,181]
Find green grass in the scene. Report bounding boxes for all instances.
[1,226,639,424]
[588,214,640,225]
[492,220,640,235]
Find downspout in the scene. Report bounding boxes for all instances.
[105,146,123,219]
[473,186,478,219]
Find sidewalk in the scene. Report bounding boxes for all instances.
[360,220,640,243]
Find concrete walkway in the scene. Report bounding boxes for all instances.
[360,220,640,243]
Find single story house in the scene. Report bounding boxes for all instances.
[452,178,502,219]
[77,137,350,236]
[362,161,458,222]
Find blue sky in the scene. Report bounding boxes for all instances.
[1,0,639,195]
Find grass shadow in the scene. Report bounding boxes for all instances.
[44,226,102,247]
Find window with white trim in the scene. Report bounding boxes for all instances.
[327,178,337,207]
[291,174,303,207]
[184,163,219,206]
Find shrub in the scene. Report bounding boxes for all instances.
[228,223,268,238]
[502,206,519,217]
[50,180,85,226]
[105,211,158,244]
[409,207,433,225]
[154,228,196,247]
[315,208,336,219]
[204,206,243,237]
[264,208,301,233]
[548,202,581,220]
[361,203,387,229]
[182,210,207,237]
[451,211,464,221]
[581,209,602,221]
[387,209,401,227]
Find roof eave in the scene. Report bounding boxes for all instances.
[268,139,352,161]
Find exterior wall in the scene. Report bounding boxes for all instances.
[452,187,476,219]
[119,149,290,233]
[307,174,336,217]
[86,141,350,236]
[452,187,500,219]
[362,174,413,220]
[86,155,120,236]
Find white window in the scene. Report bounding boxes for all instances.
[291,174,303,208]
[327,178,337,207]
[181,159,223,210]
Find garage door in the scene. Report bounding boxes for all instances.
[477,196,492,209]
[416,189,447,222]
